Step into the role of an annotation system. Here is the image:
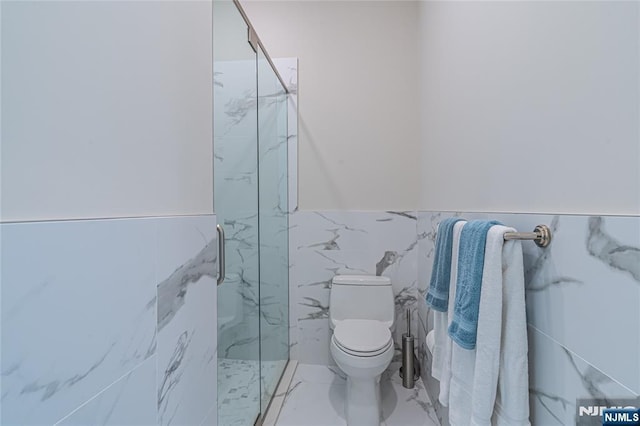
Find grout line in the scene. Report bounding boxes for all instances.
[528,324,639,396]
[1,213,216,225]
[52,355,156,425]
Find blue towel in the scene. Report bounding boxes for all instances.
[426,217,464,312]
[448,219,502,350]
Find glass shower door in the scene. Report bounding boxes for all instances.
[214,1,261,425]
[214,1,290,422]
[257,45,289,414]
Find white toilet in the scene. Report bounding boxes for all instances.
[329,275,395,426]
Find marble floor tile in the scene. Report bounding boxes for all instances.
[218,359,260,426]
[218,358,284,426]
[276,364,439,426]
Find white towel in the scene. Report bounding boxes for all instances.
[431,220,465,407]
[492,228,530,426]
[448,225,530,426]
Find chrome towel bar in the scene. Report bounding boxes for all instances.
[503,224,551,248]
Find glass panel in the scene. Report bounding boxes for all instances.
[257,45,289,414]
[214,2,260,425]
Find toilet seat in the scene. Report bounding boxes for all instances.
[334,337,393,357]
[332,319,393,357]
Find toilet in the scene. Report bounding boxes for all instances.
[329,275,395,426]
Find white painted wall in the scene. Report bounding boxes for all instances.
[242,1,639,215]
[241,0,421,211]
[13,0,633,218]
[1,1,213,222]
[418,1,640,215]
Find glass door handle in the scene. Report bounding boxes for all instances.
[217,224,225,285]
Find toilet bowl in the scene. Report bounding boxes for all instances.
[329,273,396,426]
[330,319,394,426]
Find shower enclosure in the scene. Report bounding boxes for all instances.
[213,1,290,425]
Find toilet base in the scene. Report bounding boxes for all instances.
[345,375,382,426]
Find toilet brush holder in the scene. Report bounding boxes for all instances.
[399,309,420,389]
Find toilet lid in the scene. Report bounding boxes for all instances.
[333,319,392,353]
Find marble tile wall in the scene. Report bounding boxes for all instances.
[415,211,640,425]
[289,211,420,366]
[5,208,634,425]
[1,215,218,425]
[289,210,639,424]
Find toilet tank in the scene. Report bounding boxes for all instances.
[329,275,395,330]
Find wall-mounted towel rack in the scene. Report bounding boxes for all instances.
[503,225,551,248]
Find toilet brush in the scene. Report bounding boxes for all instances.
[400,309,420,389]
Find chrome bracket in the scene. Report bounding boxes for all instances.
[248,27,258,53]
